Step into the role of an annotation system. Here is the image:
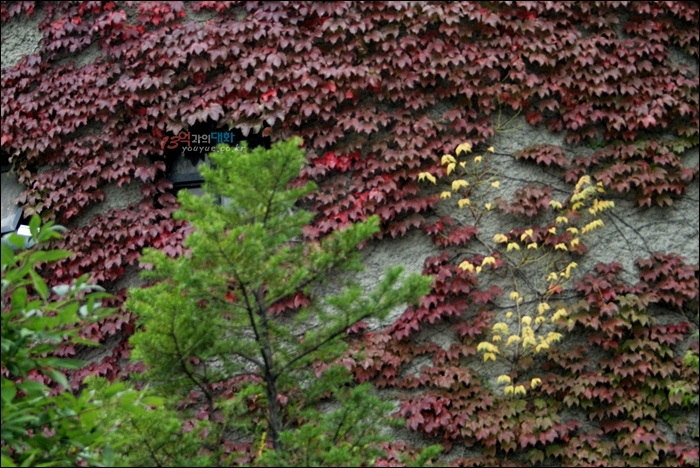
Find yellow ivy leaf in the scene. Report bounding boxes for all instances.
[522,336,537,349]
[459,161,467,168]
[535,316,546,325]
[446,163,456,176]
[440,191,452,199]
[492,322,509,335]
[514,385,527,396]
[458,261,474,272]
[497,375,511,384]
[549,200,562,210]
[492,335,502,343]
[520,229,534,241]
[477,342,499,353]
[484,352,497,362]
[474,156,483,163]
[491,181,500,188]
[567,227,579,235]
[482,256,496,266]
[555,243,568,251]
[531,378,542,389]
[575,175,592,191]
[505,335,520,347]
[535,342,549,352]
[547,272,559,282]
[487,146,495,153]
[441,154,456,165]
[547,332,563,343]
[527,242,538,249]
[548,227,557,235]
[521,316,532,326]
[475,266,482,274]
[485,202,492,210]
[537,303,550,314]
[582,219,604,234]
[571,238,580,247]
[507,242,520,252]
[509,291,520,301]
[458,198,471,209]
[551,309,568,322]
[452,179,469,191]
[418,172,436,184]
[556,216,569,225]
[493,233,508,243]
[505,311,513,319]
[456,142,472,155]
[504,385,514,396]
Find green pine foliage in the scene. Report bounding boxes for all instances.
[123,138,438,466]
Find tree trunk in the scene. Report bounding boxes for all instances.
[265,374,282,450]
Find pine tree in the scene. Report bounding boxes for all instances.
[125,138,435,465]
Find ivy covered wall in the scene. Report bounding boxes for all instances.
[1,1,698,465]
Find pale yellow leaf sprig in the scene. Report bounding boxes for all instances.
[458,261,475,273]
[520,229,534,242]
[551,308,568,323]
[418,172,436,184]
[456,142,472,155]
[492,322,509,335]
[440,191,451,199]
[493,233,508,244]
[505,335,520,347]
[477,341,499,362]
[531,378,542,389]
[574,175,592,192]
[509,291,523,304]
[497,375,511,385]
[458,198,471,209]
[503,384,527,397]
[581,219,604,234]
[452,180,468,191]
[441,154,456,165]
[507,242,520,252]
[559,262,578,279]
[474,156,483,163]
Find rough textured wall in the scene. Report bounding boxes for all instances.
[2,1,698,466]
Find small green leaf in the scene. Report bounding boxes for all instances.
[29,250,72,264]
[29,270,48,300]
[29,215,40,240]
[46,369,70,391]
[11,287,28,310]
[5,233,26,250]
[1,382,17,403]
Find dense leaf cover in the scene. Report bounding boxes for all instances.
[1,1,698,465]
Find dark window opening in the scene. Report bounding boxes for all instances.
[162,120,271,201]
